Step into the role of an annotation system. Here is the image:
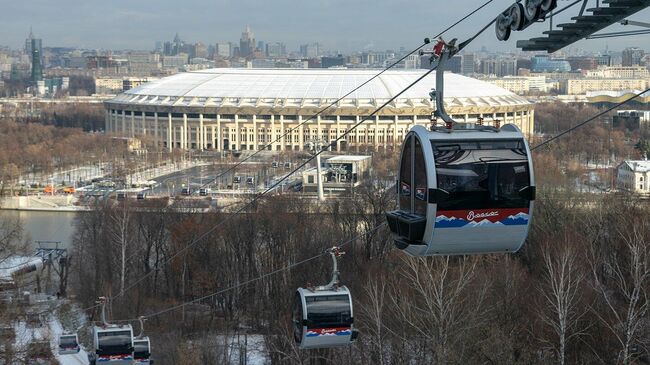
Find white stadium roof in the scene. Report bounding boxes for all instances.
[108,68,531,111]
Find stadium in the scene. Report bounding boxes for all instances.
[104,69,535,152]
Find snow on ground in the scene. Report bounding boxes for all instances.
[197,334,271,365]
[226,334,269,365]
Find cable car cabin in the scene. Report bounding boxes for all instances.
[133,338,153,364]
[58,333,80,355]
[293,287,357,349]
[386,125,535,256]
[90,324,134,365]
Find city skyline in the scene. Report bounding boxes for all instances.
[1,0,650,53]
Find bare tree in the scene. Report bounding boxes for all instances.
[537,241,587,365]
[110,203,132,296]
[395,256,485,364]
[359,274,388,365]
[591,225,650,364]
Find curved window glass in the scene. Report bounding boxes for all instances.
[292,293,304,342]
[97,331,133,356]
[306,295,352,329]
[433,139,530,210]
[414,138,428,214]
[59,336,77,348]
[133,340,150,359]
[399,136,412,211]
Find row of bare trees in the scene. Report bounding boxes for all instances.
[0,116,126,193]
[534,102,639,168]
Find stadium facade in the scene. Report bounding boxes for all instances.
[104,69,534,152]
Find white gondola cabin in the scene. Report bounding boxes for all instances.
[386,124,535,255]
[293,286,356,349]
[89,324,134,365]
[133,337,152,364]
[58,333,80,355]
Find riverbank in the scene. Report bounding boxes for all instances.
[0,195,90,212]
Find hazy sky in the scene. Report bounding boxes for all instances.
[1,0,649,53]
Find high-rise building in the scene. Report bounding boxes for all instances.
[215,43,232,59]
[266,42,287,58]
[480,58,517,76]
[530,55,571,72]
[361,52,377,65]
[567,56,597,71]
[461,54,475,75]
[448,55,462,73]
[239,26,255,58]
[300,43,321,58]
[24,27,33,54]
[403,54,420,69]
[597,54,612,66]
[193,43,208,59]
[128,51,161,75]
[622,47,645,66]
[162,54,188,69]
[516,58,532,71]
[497,58,517,77]
[172,33,183,56]
[31,39,43,83]
[480,59,497,75]
[321,55,346,68]
[24,28,33,54]
[24,28,42,61]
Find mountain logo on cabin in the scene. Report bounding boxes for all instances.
[500,212,529,225]
[434,215,469,228]
[435,210,529,228]
[466,219,504,227]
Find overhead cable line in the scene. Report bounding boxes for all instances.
[111,0,497,302]
[114,62,442,301]
[108,223,387,322]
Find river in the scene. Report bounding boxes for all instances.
[1,210,77,250]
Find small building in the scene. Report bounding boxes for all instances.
[613,110,650,130]
[616,160,650,193]
[302,155,372,196]
[111,137,143,153]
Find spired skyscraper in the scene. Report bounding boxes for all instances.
[239,25,255,59]
[24,27,42,60]
[25,28,43,85]
[31,39,43,83]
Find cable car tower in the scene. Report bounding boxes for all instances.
[293,247,358,349]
